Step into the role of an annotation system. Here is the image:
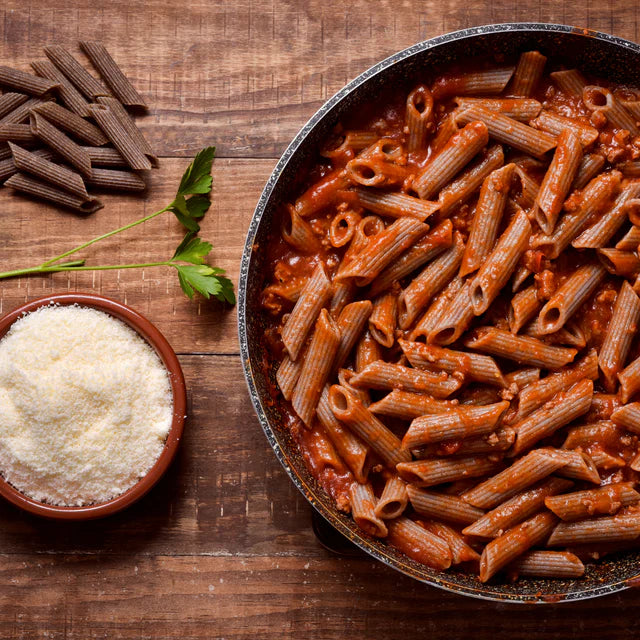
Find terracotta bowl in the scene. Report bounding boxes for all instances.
[239,23,640,602]
[0,292,187,520]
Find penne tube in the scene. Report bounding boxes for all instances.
[334,300,373,371]
[586,393,622,422]
[615,225,640,250]
[397,232,465,329]
[291,309,340,427]
[545,483,640,521]
[86,168,146,192]
[589,449,627,470]
[412,121,489,199]
[599,282,640,391]
[510,379,593,456]
[410,276,464,342]
[329,208,361,248]
[572,153,606,191]
[368,292,397,348]
[305,426,347,476]
[354,188,440,222]
[337,368,370,408]
[31,59,90,117]
[562,420,622,450]
[533,130,583,234]
[427,281,476,346]
[511,165,540,209]
[617,160,640,178]
[461,450,568,510]
[469,211,532,315]
[536,264,606,335]
[281,262,332,361]
[317,386,369,484]
[368,220,453,297]
[0,93,29,120]
[454,97,541,122]
[335,217,429,286]
[368,390,458,421]
[349,360,462,398]
[44,45,109,99]
[618,355,640,403]
[375,476,409,520]
[0,96,49,126]
[282,204,321,253]
[294,169,350,217]
[550,69,587,96]
[407,486,485,526]
[598,248,640,278]
[276,354,302,401]
[573,181,640,248]
[32,101,108,146]
[507,551,585,578]
[421,520,481,564]
[0,123,37,144]
[548,513,640,546]
[511,265,531,293]
[355,329,382,372]
[405,84,434,152]
[83,145,127,167]
[530,110,598,148]
[532,170,622,258]
[438,144,504,216]
[320,130,379,158]
[0,65,59,97]
[416,427,515,458]
[504,368,540,390]
[349,483,388,537]
[387,517,452,570]
[510,51,546,96]
[508,285,542,334]
[345,141,408,188]
[431,67,515,99]
[611,402,640,435]
[583,85,639,136]
[430,112,459,154]
[459,163,516,277]
[399,340,505,387]
[537,448,600,484]
[328,385,411,467]
[401,402,508,448]
[455,104,557,158]
[479,512,558,582]
[396,456,503,488]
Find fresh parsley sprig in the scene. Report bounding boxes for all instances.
[0,147,235,304]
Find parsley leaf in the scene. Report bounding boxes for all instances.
[175,264,235,303]
[172,233,213,265]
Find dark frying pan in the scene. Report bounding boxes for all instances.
[238,23,640,603]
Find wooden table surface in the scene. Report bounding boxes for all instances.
[2,1,640,638]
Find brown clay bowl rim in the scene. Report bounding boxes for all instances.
[0,292,187,520]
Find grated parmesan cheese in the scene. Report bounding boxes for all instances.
[0,304,173,506]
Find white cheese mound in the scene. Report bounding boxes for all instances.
[0,304,173,506]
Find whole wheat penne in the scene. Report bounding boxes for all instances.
[402,401,508,448]
[422,520,481,564]
[417,427,515,458]
[329,209,361,248]
[276,354,302,401]
[463,478,572,539]
[550,69,587,96]
[428,281,476,346]
[83,145,127,167]
[0,124,37,144]
[430,113,459,155]
[87,168,147,192]
[431,67,514,99]
[333,300,373,371]
[349,482,388,537]
[0,93,29,120]
[618,355,640,403]
[412,121,489,199]
[598,248,640,277]
[508,285,542,334]
[479,511,558,582]
[396,456,503,488]
[461,450,568,510]
[345,148,408,188]
[88,104,152,171]
[510,380,593,456]
[589,449,627,470]
[455,104,557,158]
[438,144,504,216]
[397,232,465,328]
[330,282,355,317]
[572,153,606,191]
[328,385,411,467]
[511,265,532,293]
[532,170,622,258]
[368,390,458,420]
[586,393,622,421]
[0,96,49,126]
[5,172,102,213]
[317,386,369,484]
[320,130,379,158]
[458,386,502,406]
[537,448,600,484]
[599,282,640,391]
[507,551,585,578]
[355,188,440,222]
[511,165,540,209]
[399,340,505,387]
[622,99,640,120]
[281,262,332,361]
[405,84,434,152]
[79,41,147,108]
[510,51,546,96]
[562,420,622,449]
[631,453,640,471]
[534,131,583,234]
[573,181,640,248]
[29,112,92,177]
[337,368,370,409]
[545,483,640,521]
[536,264,606,335]
[616,225,640,250]
[31,59,90,117]
[387,517,452,570]
[294,169,349,217]
[583,85,639,136]
[375,476,409,520]
[335,217,429,286]
[349,360,461,398]
[282,204,321,253]
[33,101,108,146]
[354,330,381,374]
[617,160,640,178]
[44,45,109,99]
[410,276,464,342]
[9,142,88,199]
[368,293,397,348]
[459,163,515,277]
[505,368,541,391]
[407,486,485,525]
[368,220,453,297]
[0,66,59,97]
[469,211,532,315]
[306,425,347,476]
[530,111,598,148]
[517,350,598,418]
[611,402,640,434]
[454,97,541,122]
[0,157,16,182]
[548,513,640,546]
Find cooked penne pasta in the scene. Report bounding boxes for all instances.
[375,476,409,520]
[572,153,606,191]
[422,520,481,564]
[537,448,600,484]
[405,84,434,152]
[397,456,503,487]
[545,483,640,521]
[431,67,515,99]
[427,281,476,346]
[583,85,639,136]
[454,97,541,121]
[368,292,397,348]
[407,486,485,525]
[508,285,542,334]
[598,248,640,278]
[550,69,587,96]
[349,482,388,537]
[386,517,452,570]
[355,188,440,222]
[611,402,640,434]
[368,390,458,420]
[530,110,598,148]
[282,204,321,252]
[409,276,464,342]
[618,355,640,403]
[510,51,546,96]
[548,514,640,546]
[507,551,585,578]
[615,225,640,251]
[334,301,373,371]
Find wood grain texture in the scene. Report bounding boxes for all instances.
[1,0,640,638]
